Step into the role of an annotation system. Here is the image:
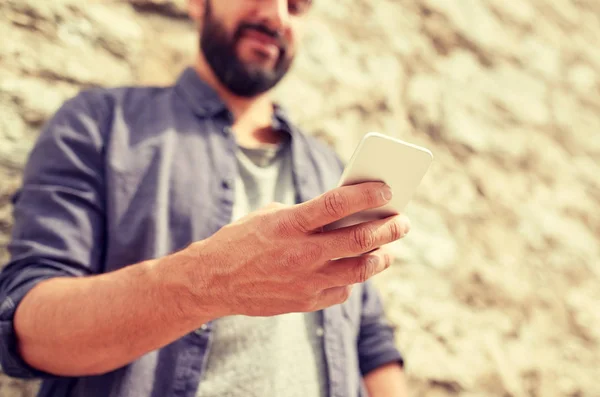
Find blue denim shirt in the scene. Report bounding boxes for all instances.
[0,68,403,397]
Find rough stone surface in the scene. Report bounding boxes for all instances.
[1,0,599,396]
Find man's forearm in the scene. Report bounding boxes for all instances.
[14,247,216,376]
[364,363,408,397]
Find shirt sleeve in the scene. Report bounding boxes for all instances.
[357,280,404,376]
[0,91,107,378]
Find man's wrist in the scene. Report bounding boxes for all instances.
[148,243,225,329]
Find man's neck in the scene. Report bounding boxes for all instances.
[193,56,283,148]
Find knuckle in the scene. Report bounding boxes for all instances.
[353,225,375,252]
[357,263,369,284]
[263,201,286,211]
[356,255,377,283]
[289,211,311,234]
[301,295,320,312]
[256,212,274,226]
[337,286,352,304]
[188,241,207,262]
[363,186,381,207]
[278,211,309,235]
[282,243,323,267]
[299,282,317,298]
[303,242,324,263]
[294,284,315,307]
[323,191,348,219]
[389,220,403,241]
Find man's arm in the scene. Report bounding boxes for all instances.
[364,362,408,397]
[11,253,216,376]
[357,280,408,396]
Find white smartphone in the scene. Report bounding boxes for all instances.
[324,132,433,230]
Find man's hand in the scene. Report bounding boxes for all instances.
[182,182,411,317]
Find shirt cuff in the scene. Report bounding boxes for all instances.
[360,346,405,376]
[0,277,58,378]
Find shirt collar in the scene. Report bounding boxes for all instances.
[174,67,320,202]
[175,67,297,136]
[175,67,228,118]
[272,104,295,138]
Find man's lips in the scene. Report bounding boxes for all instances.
[242,29,281,47]
[240,29,281,58]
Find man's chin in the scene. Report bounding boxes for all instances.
[233,60,277,81]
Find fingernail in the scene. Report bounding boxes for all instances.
[384,254,391,268]
[381,185,393,201]
[403,219,411,236]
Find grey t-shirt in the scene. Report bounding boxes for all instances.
[230,143,296,222]
[196,142,328,397]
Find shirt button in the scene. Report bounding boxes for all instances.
[194,324,209,335]
[315,327,324,337]
[222,179,233,189]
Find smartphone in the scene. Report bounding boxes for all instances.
[324,132,433,231]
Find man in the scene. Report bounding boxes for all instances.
[0,0,411,396]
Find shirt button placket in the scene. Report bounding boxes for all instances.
[222,178,233,190]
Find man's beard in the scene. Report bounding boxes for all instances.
[200,5,294,97]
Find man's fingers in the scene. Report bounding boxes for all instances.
[308,248,394,310]
[283,182,392,234]
[317,214,410,258]
[313,285,354,310]
[377,244,396,264]
[317,249,391,288]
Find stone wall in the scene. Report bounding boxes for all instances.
[1,0,599,396]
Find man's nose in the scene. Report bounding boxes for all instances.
[256,0,290,34]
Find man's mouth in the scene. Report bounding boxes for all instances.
[239,28,283,59]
